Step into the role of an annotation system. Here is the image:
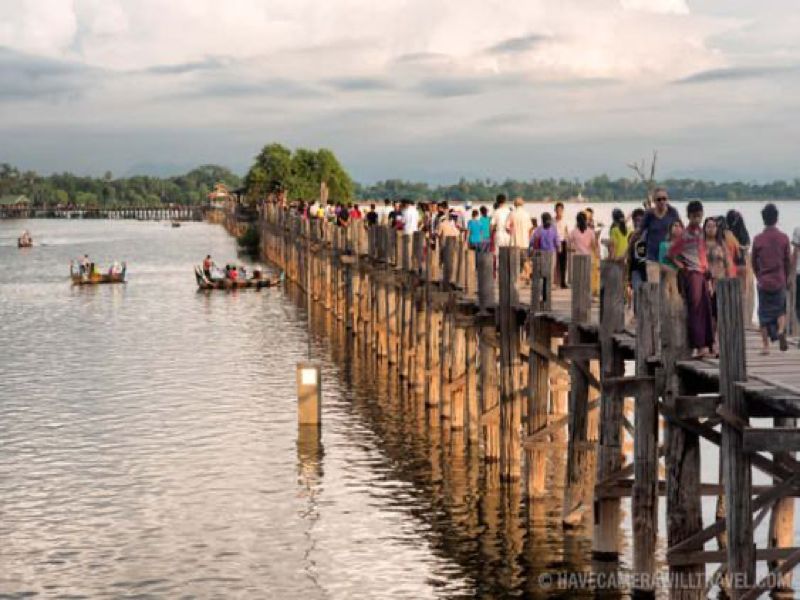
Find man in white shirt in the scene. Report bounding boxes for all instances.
[490,194,512,250]
[400,199,418,235]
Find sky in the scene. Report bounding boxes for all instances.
[1,0,799,183]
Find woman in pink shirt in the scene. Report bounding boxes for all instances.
[569,212,596,256]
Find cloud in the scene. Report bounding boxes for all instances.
[168,77,327,100]
[324,77,393,92]
[145,56,229,75]
[414,77,489,98]
[485,34,549,55]
[675,65,800,84]
[620,0,689,14]
[0,47,97,100]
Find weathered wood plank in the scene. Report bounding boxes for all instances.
[717,278,754,597]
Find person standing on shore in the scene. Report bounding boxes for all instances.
[752,203,791,354]
[633,187,680,282]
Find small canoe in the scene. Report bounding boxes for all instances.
[195,266,281,290]
[71,264,126,285]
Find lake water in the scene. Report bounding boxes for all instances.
[0,219,585,599]
[1,205,799,598]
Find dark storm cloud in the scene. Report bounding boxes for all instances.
[324,77,394,91]
[675,65,800,84]
[0,46,97,99]
[485,34,548,55]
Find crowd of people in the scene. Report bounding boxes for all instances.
[284,191,800,358]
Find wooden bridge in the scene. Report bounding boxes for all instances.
[0,205,205,220]
[258,203,800,600]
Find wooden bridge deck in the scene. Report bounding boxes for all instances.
[260,208,800,598]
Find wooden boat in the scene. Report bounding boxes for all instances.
[171,221,181,228]
[195,266,281,290]
[70,262,126,285]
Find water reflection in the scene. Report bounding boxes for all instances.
[291,282,623,599]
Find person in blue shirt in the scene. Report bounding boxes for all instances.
[467,209,483,250]
[478,206,491,251]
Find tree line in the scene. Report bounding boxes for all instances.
[355,175,800,203]
[0,163,241,208]
[4,153,800,209]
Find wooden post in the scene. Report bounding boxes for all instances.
[297,363,321,426]
[480,328,500,461]
[530,251,553,312]
[527,314,549,497]
[442,237,457,291]
[661,270,704,599]
[464,247,477,296]
[592,261,626,560]
[563,254,592,526]
[465,324,480,445]
[498,247,521,480]
[451,324,467,429]
[717,278,754,598]
[768,415,796,599]
[477,251,494,313]
[632,282,659,597]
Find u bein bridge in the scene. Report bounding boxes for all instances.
[255,204,800,600]
[0,205,205,220]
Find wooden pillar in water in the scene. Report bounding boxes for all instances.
[450,323,467,429]
[477,251,498,461]
[563,254,592,526]
[465,323,479,445]
[592,260,626,560]
[717,278,754,598]
[661,270,704,599]
[498,247,521,480]
[527,251,552,497]
[632,282,659,597]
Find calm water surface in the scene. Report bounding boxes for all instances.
[0,220,596,599]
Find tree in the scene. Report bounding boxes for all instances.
[245,143,292,200]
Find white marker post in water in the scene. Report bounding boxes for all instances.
[296,363,321,426]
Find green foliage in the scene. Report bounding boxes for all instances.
[244,144,353,203]
[0,162,241,208]
[237,224,260,257]
[356,176,800,203]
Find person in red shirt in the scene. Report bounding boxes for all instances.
[349,203,362,220]
[752,203,791,354]
[668,201,713,358]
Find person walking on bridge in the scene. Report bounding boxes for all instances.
[752,203,791,354]
[632,187,680,282]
